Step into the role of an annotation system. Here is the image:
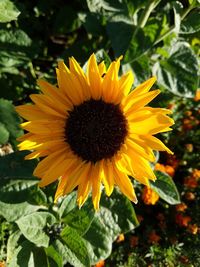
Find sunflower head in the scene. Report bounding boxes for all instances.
[16,54,174,210]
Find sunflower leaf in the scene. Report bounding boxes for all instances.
[61,198,95,236]
[150,171,180,205]
[0,0,20,23]
[16,212,57,247]
[0,99,23,146]
[153,42,199,97]
[8,240,48,267]
[83,189,139,264]
[60,225,90,267]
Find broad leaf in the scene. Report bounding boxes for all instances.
[0,122,9,144]
[154,42,199,97]
[45,246,63,267]
[8,240,48,267]
[16,212,57,247]
[0,99,23,146]
[180,11,200,34]
[60,226,90,267]
[0,0,20,23]
[83,189,139,264]
[150,171,180,205]
[62,200,95,236]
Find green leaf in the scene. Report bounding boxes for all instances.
[0,151,45,221]
[0,29,32,47]
[0,202,42,222]
[58,191,77,219]
[180,11,200,34]
[8,240,48,267]
[154,42,199,97]
[62,200,95,236]
[83,189,139,264]
[0,121,9,144]
[60,225,90,267]
[53,6,81,34]
[45,246,63,267]
[86,0,129,17]
[150,171,180,205]
[16,212,57,247]
[6,230,22,264]
[0,0,20,23]
[0,151,37,178]
[122,55,151,87]
[0,99,23,146]
[106,19,133,57]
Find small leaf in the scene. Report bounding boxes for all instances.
[62,200,95,236]
[60,226,90,267]
[180,11,200,34]
[45,246,63,267]
[154,42,199,97]
[150,171,180,205]
[58,191,77,219]
[8,240,48,267]
[0,122,9,144]
[16,212,57,247]
[0,151,37,178]
[83,189,139,264]
[0,99,23,146]
[0,0,20,23]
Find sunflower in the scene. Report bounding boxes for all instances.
[16,54,174,210]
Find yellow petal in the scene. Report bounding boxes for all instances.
[91,163,102,210]
[123,89,160,113]
[142,135,173,154]
[131,76,156,96]
[37,79,72,108]
[126,138,155,162]
[129,114,174,135]
[39,156,77,187]
[102,57,121,103]
[57,61,84,105]
[101,159,114,196]
[30,94,67,118]
[113,164,137,203]
[98,61,106,76]
[69,57,91,100]
[87,54,102,100]
[15,105,57,121]
[118,71,134,96]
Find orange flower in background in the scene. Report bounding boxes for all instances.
[142,186,159,205]
[175,203,187,212]
[154,163,175,177]
[95,260,105,267]
[184,176,198,188]
[194,89,200,101]
[175,214,191,227]
[184,192,195,201]
[116,234,125,243]
[130,236,139,247]
[188,224,198,235]
[166,154,179,170]
[192,169,200,180]
[148,230,161,244]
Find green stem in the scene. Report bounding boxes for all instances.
[133,0,161,37]
[154,5,194,46]
[138,0,161,28]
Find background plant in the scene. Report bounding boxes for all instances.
[0,0,199,266]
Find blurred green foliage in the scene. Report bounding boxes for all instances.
[0,0,199,266]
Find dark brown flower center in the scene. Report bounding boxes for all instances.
[65,99,128,163]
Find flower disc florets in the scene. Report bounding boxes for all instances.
[65,99,128,163]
